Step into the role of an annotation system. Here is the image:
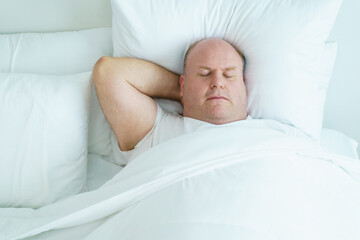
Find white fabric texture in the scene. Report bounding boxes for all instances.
[93,126,359,193]
[1,122,359,240]
[111,0,341,140]
[320,128,359,160]
[0,72,92,208]
[112,104,258,166]
[0,28,114,157]
[86,153,123,191]
[0,28,112,74]
[155,98,360,160]
[112,102,359,167]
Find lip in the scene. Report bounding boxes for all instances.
[207,96,228,101]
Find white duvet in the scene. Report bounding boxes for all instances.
[1,120,360,240]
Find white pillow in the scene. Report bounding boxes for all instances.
[111,0,342,140]
[0,28,114,157]
[0,28,112,74]
[0,72,92,208]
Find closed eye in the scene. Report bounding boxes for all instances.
[198,72,210,77]
[224,73,234,78]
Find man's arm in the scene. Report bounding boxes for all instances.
[93,57,181,151]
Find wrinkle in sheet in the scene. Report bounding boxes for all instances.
[296,150,360,182]
[27,82,50,204]
[3,126,360,240]
[11,149,293,240]
[11,87,48,208]
[8,35,22,72]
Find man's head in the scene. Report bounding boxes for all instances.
[180,38,247,124]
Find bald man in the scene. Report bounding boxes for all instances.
[93,38,249,164]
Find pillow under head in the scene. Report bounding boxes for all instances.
[111,0,342,140]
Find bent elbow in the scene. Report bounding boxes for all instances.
[93,56,112,86]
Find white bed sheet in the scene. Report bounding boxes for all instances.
[320,128,359,160]
[3,120,359,240]
[85,128,359,195]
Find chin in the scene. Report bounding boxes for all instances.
[207,110,247,125]
[207,109,228,121]
[206,113,232,125]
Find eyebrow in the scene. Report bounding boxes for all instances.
[224,67,237,71]
[198,66,237,71]
[198,66,211,70]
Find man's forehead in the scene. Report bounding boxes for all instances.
[189,41,242,62]
[192,41,231,55]
[195,38,229,48]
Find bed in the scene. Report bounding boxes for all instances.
[1,0,360,239]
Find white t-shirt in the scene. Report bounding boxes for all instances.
[111,103,252,166]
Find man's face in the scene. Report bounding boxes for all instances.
[180,39,247,124]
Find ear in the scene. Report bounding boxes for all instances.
[179,75,185,97]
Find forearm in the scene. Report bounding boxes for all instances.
[94,56,181,102]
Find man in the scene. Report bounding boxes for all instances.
[93,38,248,164]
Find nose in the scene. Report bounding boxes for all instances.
[210,72,224,89]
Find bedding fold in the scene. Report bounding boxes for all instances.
[1,121,360,240]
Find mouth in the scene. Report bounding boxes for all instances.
[207,96,228,101]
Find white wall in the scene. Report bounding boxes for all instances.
[0,0,111,33]
[325,0,360,155]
